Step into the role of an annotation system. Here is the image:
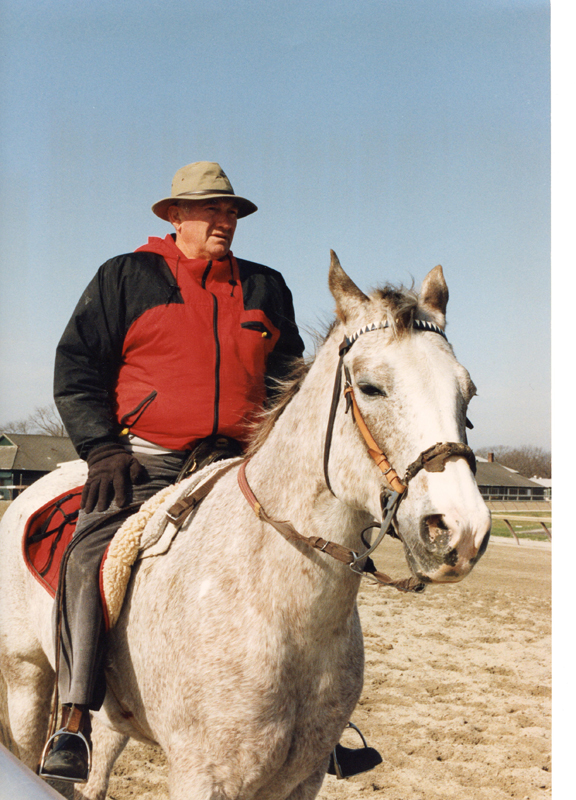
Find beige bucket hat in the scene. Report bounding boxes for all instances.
[152,161,258,221]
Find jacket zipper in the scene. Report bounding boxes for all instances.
[202,261,220,435]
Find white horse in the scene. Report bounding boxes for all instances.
[0,254,491,800]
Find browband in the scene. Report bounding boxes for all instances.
[340,319,447,355]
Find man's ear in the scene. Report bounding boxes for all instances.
[167,204,180,225]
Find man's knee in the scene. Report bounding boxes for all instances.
[65,516,121,581]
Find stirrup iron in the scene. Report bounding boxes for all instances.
[39,727,92,784]
[327,722,383,779]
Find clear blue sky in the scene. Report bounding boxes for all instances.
[0,0,550,450]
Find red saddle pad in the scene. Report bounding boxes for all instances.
[22,488,84,597]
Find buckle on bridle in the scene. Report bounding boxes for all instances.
[343,382,353,413]
[347,550,362,573]
[346,490,404,577]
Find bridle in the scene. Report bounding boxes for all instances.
[238,318,476,594]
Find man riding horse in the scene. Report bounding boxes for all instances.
[42,161,304,781]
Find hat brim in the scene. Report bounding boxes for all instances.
[152,192,258,221]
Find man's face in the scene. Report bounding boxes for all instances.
[168,198,238,260]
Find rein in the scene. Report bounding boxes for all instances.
[237,317,476,594]
[237,461,423,593]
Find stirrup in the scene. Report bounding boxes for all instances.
[38,727,92,783]
[327,722,383,779]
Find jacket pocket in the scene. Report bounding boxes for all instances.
[240,320,273,339]
[119,390,158,430]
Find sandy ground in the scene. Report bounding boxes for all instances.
[104,536,551,800]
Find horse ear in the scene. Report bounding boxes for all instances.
[328,250,369,321]
[420,265,449,318]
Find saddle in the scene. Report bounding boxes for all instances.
[22,457,243,627]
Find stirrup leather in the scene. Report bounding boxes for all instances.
[327,722,383,779]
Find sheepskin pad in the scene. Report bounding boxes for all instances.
[101,457,243,627]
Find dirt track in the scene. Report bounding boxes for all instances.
[106,536,551,800]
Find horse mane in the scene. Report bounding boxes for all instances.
[371,283,418,336]
[245,355,313,457]
[246,282,418,455]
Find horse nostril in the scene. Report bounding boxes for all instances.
[421,514,451,554]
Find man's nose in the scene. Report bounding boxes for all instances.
[216,213,234,229]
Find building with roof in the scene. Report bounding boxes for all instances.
[475,455,549,503]
[0,436,551,506]
[0,433,78,500]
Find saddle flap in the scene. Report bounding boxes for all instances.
[23,488,84,597]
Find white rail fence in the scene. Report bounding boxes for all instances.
[491,514,552,545]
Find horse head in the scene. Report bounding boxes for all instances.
[326,252,491,584]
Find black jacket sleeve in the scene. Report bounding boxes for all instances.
[54,252,179,458]
[54,261,128,459]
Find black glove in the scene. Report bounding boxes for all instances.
[81,443,147,513]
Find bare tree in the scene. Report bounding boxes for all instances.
[1,417,34,434]
[1,404,67,437]
[476,445,551,479]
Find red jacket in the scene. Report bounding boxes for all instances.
[54,235,303,457]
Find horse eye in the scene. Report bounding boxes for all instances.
[358,383,385,397]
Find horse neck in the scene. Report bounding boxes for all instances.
[248,336,337,521]
[244,336,370,613]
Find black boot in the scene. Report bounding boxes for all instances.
[41,705,91,783]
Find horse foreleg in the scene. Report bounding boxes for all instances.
[166,761,219,800]
[166,752,329,800]
[73,716,128,800]
[1,655,54,769]
[285,764,328,800]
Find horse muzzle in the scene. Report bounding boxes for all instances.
[400,509,491,583]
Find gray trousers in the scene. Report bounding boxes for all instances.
[56,451,188,709]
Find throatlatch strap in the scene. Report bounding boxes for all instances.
[323,353,345,495]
